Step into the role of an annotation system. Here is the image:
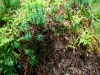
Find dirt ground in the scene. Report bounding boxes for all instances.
[17,30,100,75]
[34,37,100,75]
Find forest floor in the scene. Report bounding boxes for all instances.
[17,26,100,75]
[33,35,100,75]
[0,0,100,75]
[16,1,100,75]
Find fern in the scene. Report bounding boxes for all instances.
[0,41,19,75]
[77,30,93,47]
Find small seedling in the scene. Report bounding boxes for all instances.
[29,55,39,67]
[19,22,29,31]
[57,15,63,22]
[22,33,32,41]
[36,34,44,41]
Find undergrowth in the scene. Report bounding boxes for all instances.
[0,0,100,75]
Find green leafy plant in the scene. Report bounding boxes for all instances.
[36,34,44,41]
[0,1,5,13]
[57,15,63,22]
[72,22,78,29]
[3,0,19,10]
[65,2,71,20]
[50,6,57,16]
[75,0,88,7]
[24,49,33,56]
[0,0,100,74]
[24,49,39,67]
[51,27,61,38]
[29,55,39,67]
[14,41,20,48]
[76,30,94,48]
[29,4,46,28]
[0,40,19,75]
[19,22,29,31]
[21,33,32,41]
[66,30,94,50]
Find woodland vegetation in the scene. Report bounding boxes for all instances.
[0,0,100,75]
